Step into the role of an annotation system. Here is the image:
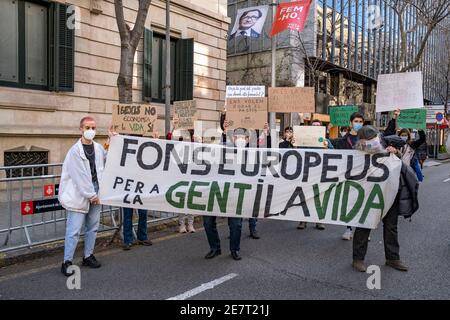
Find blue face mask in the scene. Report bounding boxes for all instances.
[353,123,363,132]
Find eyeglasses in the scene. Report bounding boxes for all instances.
[242,15,259,20]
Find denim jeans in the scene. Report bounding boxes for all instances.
[248,218,257,233]
[63,182,100,262]
[203,216,242,252]
[123,208,148,245]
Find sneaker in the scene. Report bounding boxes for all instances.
[179,224,187,233]
[297,222,307,230]
[352,260,367,272]
[205,249,221,259]
[386,260,408,272]
[315,223,325,230]
[231,251,242,261]
[187,224,196,233]
[82,254,101,269]
[137,239,153,246]
[61,260,75,277]
[342,228,353,240]
[123,243,132,251]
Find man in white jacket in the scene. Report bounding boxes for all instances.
[59,116,110,276]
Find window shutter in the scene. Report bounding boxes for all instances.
[175,38,194,101]
[49,3,74,92]
[143,28,153,102]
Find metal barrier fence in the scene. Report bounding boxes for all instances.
[0,163,178,253]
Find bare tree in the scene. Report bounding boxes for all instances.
[384,0,450,72]
[114,0,152,103]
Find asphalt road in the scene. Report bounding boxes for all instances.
[0,162,449,300]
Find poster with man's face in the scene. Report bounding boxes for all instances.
[229,5,269,40]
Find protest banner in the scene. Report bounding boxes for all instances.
[376,72,424,112]
[225,97,268,130]
[270,0,313,37]
[268,87,315,113]
[329,105,359,126]
[99,136,402,229]
[229,5,269,40]
[174,100,197,130]
[397,108,427,129]
[112,104,157,136]
[226,86,265,98]
[293,126,326,148]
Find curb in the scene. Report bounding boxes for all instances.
[0,216,194,268]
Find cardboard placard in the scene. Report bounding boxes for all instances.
[397,108,427,129]
[225,97,268,130]
[174,100,197,130]
[376,72,424,112]
[268,87,315,113]
[112,104,157,136]
[293,126,326,148]
[329,105,359,126]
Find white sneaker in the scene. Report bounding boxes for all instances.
[342,229,353,240]
[187,224,196,233]
[179,224,187,233]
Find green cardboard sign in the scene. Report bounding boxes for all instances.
[329,105,359,126]
[397,108,427,129]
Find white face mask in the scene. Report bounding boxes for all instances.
[235,138,247,148]
[83,129,96,141]
[356,135,384,153]
[400,136,408,142]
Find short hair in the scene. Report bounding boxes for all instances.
[284,126,293,132]
[240,9,263,21]
[350,112,365,122]
[80,116,96,128]
[233,127,249,137]
[311,119,322,125]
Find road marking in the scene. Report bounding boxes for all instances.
[166,273,238,300]
[443,177,450,183]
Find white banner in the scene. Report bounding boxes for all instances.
[99,136,402,229]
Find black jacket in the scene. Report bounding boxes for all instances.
[396,162,419,218]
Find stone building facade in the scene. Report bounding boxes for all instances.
[0,0,229,167]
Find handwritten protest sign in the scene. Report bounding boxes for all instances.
[225,97,268,130]
[397,108,427,129]
[112,104,157,136]
[268,87,315,113]
[293,126,326,148]
[376,72,424,112]
[226,86,265,98]
[99,136,402,229]
[329,105,359,126]
[174,100,197,130]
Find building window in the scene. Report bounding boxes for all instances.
[151,34,176,103]
[143,29,194,103]
[4,147,49,178]
[363,83,372,103]
[0,0,74,91]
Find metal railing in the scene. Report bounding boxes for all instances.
[0,163,177,253]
